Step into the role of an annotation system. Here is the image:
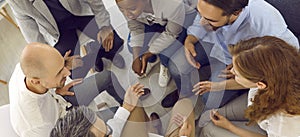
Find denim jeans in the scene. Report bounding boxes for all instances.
[169,40,243,109]
[127,11,197,67]
[64,70,124,106]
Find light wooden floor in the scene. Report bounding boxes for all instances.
[0,5,26,106]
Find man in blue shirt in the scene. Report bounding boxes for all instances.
[163,0,299,109]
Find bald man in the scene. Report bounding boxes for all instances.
[9,43,124,137]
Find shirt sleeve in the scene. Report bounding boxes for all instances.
[107,107,130,137]
[21,123,54,137]
[84,0,111,30]
[148,1,185,54]
[250,1,299,49]
[128,19,146,48]
[6,1,47,44]
[187,13,207,40]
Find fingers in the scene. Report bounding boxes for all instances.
[181,117,188,129]
[66,78,83,89]
[210,109,221,122]
[62,91,75,96]
[192,81,211,95]
[103,38,110,52]
[64,50,71,59]
[140,56,147,74]
[172,113,184,126]
[108,33,114,50]
[218,74,235,79]
[185,48,200,69]
[97,32,101,44]
[189,46,197,57]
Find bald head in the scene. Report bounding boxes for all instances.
[20,42,64,78]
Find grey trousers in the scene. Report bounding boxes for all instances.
[199,93,266,137]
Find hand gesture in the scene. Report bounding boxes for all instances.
[184,42,200,69]
[97,26,114,52]
[172,113,192,137]
[55,79,82,96]
[218,64,234,79]
[141,52,154,74]
[132,57,143,76]
[192,81,223,95]
[210,110,234,130]
[64,50,83,70]
[123,83,145,112]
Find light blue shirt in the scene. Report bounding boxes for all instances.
[187,0,299,64]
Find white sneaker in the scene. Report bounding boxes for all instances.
[138,56,160,78]
[158,64,171,87]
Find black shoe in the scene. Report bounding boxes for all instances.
[161,89,179,108]
[95,58,104,72]
[150,112,163,135]
[111,54,125,69]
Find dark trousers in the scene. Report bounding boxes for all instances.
[64,70,124,107]
[54,16,123,78]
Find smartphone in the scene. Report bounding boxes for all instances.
[140,88,151,100]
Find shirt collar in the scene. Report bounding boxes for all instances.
[226,6,250,34]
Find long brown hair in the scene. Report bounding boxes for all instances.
[228,36,300,124]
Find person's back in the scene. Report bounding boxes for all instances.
[265,0,300,38]
[9,65,63,137]
[9,43,71,137]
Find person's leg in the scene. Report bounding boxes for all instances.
[54,28,78,56]
[165,98,195,137]
[200,121,266,137]
[201,56,244,110]
[77,16,124,69]
[198,92,249,128]
[128,24,165,61]
[121,106,149,137]
[63,70,124,106]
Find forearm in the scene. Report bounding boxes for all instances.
[228,124,266,137]
[184,35,199,45]
[224,79,247,90]
[132,47,142,59]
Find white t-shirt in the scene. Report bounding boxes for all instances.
[9,64,70,137]
[248,88,300,137]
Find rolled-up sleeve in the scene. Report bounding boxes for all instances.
[187,14,207,40]
[85,0,110,30]
[148,1,185,54]
[128,19,145,48]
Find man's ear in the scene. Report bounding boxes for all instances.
[232,9,242,16]
[256,81,267,90]
[30,78,41,85]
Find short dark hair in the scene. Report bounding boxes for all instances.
[203,0,249,15]
[50,106,97,137]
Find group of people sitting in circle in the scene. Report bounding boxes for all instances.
[7,0,300,136]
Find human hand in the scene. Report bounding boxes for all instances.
[97,26,114,52]
[55,79,82,96]
[132,57,143,76]
[218,64,234,79]
[172,114,192,137]
[184,42,200,69]
[192,81,224,95]
[210,109,234,130]
[123,83,145,112]
[64,50,83,70]
[141,52,154,74]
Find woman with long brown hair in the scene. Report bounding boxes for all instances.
[201,36,300,137]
